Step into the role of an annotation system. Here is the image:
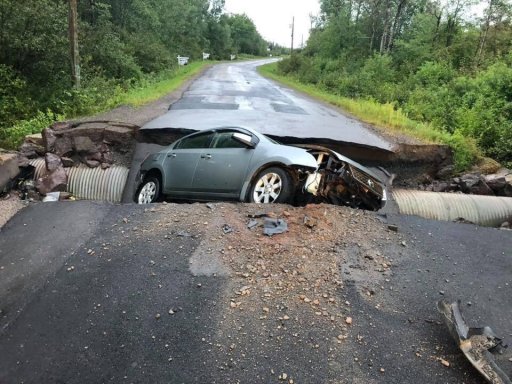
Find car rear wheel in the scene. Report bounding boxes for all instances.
[136,176,160,204]
[250,167,292,204]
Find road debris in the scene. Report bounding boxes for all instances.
[246,219,259,229]
[263,218,288,236]
[438,300,512,384]
[222,224,234,234]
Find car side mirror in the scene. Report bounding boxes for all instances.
[232,133,256,148]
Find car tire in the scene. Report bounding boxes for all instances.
[136,176,161,204]
[249,167,293,204]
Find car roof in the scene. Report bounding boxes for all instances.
[181,126,265,140]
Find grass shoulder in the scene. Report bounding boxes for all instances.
[121,61,209,107]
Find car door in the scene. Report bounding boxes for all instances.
[191,130,256,197]
[162,131,215,195]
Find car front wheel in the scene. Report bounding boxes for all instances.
[136,176,160,204]
[250,167,292,204]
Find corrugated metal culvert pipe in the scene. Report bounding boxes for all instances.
[30,158,129,203]
[392,189,512,227]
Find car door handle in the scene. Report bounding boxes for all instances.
[201,154,212,159]
[167,153,176,158]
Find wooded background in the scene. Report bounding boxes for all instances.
[278,0,512,166]
[2,0,511,167]
[0,0,274,144]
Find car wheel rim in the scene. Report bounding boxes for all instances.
[138,181,157,204]
[253,173,282,203]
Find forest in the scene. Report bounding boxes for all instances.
[0,0,271,147]
[277,0,512,167]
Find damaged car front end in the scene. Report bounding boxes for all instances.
[296,145,387,211]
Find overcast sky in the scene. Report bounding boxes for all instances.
[224,0,321,48]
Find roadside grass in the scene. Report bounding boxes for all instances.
[258,62,480,171]
[0,62,210,150]
[121,61,208,106]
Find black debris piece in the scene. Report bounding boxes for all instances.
[247,219,259,230]
[222,224,233,234]
[263,218,288,236]
[248,212,269,219]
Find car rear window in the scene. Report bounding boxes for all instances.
[212,132,247,149]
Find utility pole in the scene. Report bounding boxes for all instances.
[69,0,80,88]
[290,16,295,54]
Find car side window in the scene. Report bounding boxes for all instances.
[175,132,214,149]
[211,132,248,149]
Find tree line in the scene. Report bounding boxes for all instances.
[279,0,512,166]
[0,0,272,137]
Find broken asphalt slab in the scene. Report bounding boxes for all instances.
[0,202,511,383]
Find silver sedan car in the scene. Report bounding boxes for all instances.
[135,126,386,210]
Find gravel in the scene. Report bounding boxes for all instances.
[0,193,26,230]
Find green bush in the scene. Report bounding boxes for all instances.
[0,111,60,149]
[444,130,480,172]
[0,64,32,127]
[455,62,512,165]
[277,55,303,75]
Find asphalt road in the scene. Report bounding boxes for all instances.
[1,201,510,383]
[142,60,394,151]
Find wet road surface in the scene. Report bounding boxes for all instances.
[142,60,394,151]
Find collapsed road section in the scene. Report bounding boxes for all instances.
[2,120,512,228]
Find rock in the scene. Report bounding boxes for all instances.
[73,136,97,153]
[45,153,63,172]
[64,124,106,147]
[18,142,44,158]
[504,174,512,197]
[0,153,20,192]
[457,174,494,195]
[104,126,135,146]
[20,134,45,157]
[475,157,501,174]
[440,359,450,367]
[61,157,75,167]
[484,175,507,194]
[51,121,72,131]
[84,159,101,168]
[42,127,56,152]
[17,154,30,168]
[24,133,44,147]
[345,317,353,325]
[432,181,449,193]
[436,165,454,180]
[36,166,67,195]
[469,180,494,195]
[53,136,73,157]
[87,151,103,162]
